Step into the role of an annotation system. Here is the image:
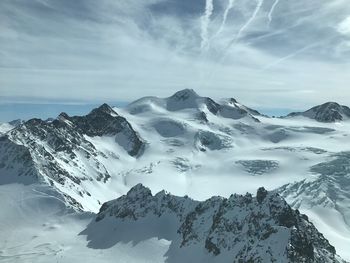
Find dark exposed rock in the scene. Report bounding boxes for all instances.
[256,187,268,203]
[196,111,208,123]
[0,135,38,184]
[287,102,350,122]
[205,237,221,256]
[90,184,343,262]
[205,98,221,115]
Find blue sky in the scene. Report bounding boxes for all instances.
[0,103,100,122]
[0,98,128,122]
[1,0,350,121]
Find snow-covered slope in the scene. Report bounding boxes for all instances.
[287,102,350,122]
[0,183,171,263]
[83,184,343,263]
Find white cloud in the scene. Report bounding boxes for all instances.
[0,0,350,111]
[338,16,350,35]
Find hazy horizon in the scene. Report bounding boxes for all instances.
[0,92,296,122]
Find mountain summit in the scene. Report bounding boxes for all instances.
[168,89,200,101]
[288,102,350,122]
[166,89,220,113]
[127,89,261,122]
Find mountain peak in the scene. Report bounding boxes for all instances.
[126,183,152,199]
[288,101,350,122]
[322,101,341,106]
[166,89,208,111]
[229,98,238,104]
[89,103,116,116]
[169,89,200,101]
[58,112,70,120]
[316,102,343,112]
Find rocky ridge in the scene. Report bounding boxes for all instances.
[90,184,343,263]
[0,104,144,210]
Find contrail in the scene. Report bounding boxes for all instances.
[201,0,214,50]
[268,0,280,24]
[227,0,265,49]
[261,43,319,71]
[215,0,236,37]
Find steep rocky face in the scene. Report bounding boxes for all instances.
[96,184,198,222]
[60,104,144,156]
[0,135,38,184]
[278,151,350,228]
[8,104,144,157]
[0,104,145,211]
[288,102,350,122]
[222,97,263,119]
[90,184,342,263]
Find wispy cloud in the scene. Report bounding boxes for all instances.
[1,0,350,110]
[201,0,215,50]
[267,0,280,25]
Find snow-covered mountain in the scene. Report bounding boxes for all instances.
[127,89,261,122]
[83,184,342,263]
[1,89,350,261]
[0,90,271,211]
[0,104,144,211]
[287,102,350,122]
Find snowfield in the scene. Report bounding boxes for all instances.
[0,184,170,263]
[1,89,350,262]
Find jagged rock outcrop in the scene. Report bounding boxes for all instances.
[88,184,343,263]
[288,102,350,122]
[59,103,144,156]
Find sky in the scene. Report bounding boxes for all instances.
[1,0,350,121]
